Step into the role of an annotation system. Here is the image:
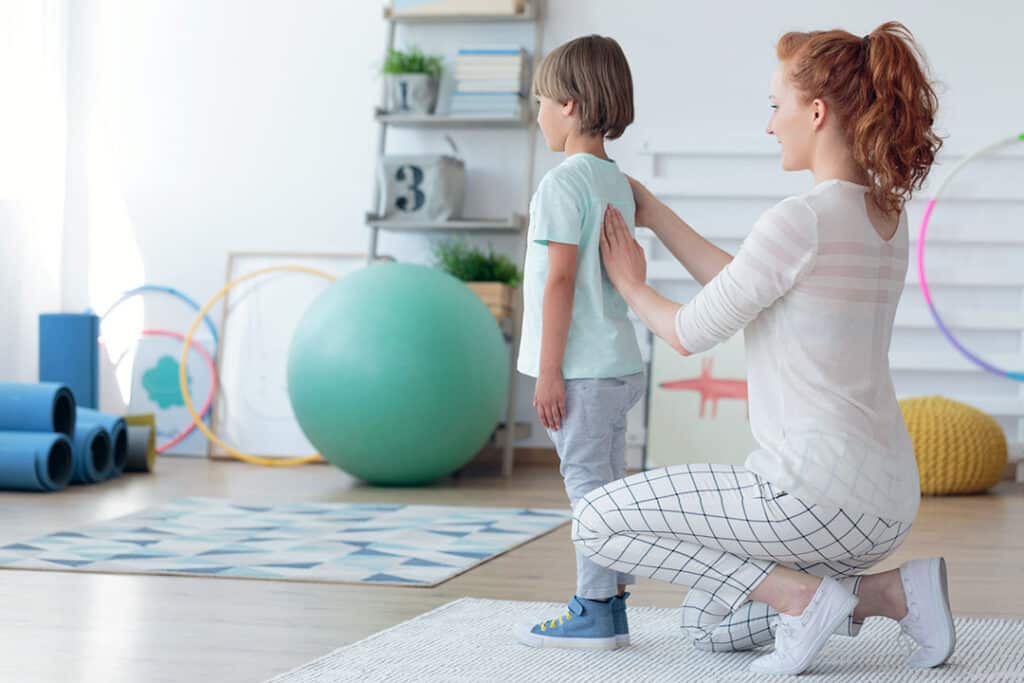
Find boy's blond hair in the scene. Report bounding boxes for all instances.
[533,35,634,140]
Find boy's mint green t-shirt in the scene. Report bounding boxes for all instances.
[516,153,643,379]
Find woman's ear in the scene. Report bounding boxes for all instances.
[811,98,827,131]
[561,99,576,117]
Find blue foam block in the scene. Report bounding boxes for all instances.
[39,313,100,409]
[0,383,76,436]
[77,408,128,479]
[0,431,73,492]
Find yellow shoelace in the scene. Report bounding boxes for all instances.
[539,611,574,632]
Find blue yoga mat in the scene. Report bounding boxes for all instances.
[0,383,76,437]
[70,422,111,484]
[0,432,73,492]
[76,408,128,479]
[39,313,100,410]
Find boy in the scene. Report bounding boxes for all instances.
[515,35,644,650]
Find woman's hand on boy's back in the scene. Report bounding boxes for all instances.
[534,372,566,431]
[626,175,664,229]
[601,205,648,295]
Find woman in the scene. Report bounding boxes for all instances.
[576,22,953,675]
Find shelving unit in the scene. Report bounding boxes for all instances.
[382,3,537,23]
[375,109,532,128]
[367,2,543,476]
[365,212,525,234]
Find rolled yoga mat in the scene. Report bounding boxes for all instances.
[38,313,100,409]
[0,432,74,491]
[70,423,111,484]
[125,423,156,473]
[0,383,76,436]
[76,408,128,479]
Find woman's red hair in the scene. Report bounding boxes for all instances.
[777,21,943,214]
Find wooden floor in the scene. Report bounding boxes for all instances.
[0,458,1021,683]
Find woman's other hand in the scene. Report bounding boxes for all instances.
[601,205,648,295]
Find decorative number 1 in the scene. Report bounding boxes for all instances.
[395,165,425,212]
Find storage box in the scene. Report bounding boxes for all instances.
[378,155,465,221]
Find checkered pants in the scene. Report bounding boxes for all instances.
[572,464,911,652]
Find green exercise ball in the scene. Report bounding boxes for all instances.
[287,262,508,485]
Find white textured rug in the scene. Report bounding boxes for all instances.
[268,598,1024,682]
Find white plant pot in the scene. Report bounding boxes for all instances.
[387,73,438,115]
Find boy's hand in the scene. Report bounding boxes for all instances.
[534,372,567,431]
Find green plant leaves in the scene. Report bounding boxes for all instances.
[383,47,443,78]
[434,240,522,287]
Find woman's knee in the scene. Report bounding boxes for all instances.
[680,614,757,653]
[679,614,717,651]
[681,589,729,626]
[680,590,732,652]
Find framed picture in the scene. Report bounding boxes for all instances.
[210,252,372,461]
[645,332,756,470]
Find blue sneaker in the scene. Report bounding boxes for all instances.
[610,591,630,646]
[515,596,618,649]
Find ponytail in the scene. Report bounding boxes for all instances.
[777,21,943,214]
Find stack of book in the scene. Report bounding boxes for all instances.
[450,46,527,118]
[389,0,525,17]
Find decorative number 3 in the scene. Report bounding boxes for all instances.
[395,165,425,212]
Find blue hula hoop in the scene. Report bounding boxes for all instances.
[97,285,220,353]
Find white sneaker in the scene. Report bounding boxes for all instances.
[748,576,858,675]
[832,575,863,637]
[899,557,956,668]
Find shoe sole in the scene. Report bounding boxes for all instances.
[749,590,859,675]
[910,557,956,669]
[615,634,630,647]
[514,624,618,650]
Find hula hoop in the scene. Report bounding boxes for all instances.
[145,330,217,454]
[179,265,336,467]
[101,285,220,352]
[97,329,218,453]
[917,132,1024,382]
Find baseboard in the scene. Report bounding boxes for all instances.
[463,447,558,472]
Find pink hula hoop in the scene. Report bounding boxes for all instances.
[99,329,217,453]
[101,329,217,454]
[141,329,217,453]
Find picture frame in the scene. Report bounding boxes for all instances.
[209,252,374,461]
[645,332,757,470]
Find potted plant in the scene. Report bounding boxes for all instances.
[434,240,522,322]
[382,47,443,115]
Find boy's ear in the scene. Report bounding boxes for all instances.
[561,99,576,117]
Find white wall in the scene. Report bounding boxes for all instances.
[63,1,1024,450]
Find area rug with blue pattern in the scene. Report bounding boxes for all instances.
[0,498,570,586]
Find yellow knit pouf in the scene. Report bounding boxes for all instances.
[900,396,1007,495]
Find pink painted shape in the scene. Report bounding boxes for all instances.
[659,357,749,419]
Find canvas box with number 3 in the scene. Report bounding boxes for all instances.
[378,154,465,221]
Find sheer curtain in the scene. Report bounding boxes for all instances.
[0,1,68,382]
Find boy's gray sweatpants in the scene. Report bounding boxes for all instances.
[546,372,645,600]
